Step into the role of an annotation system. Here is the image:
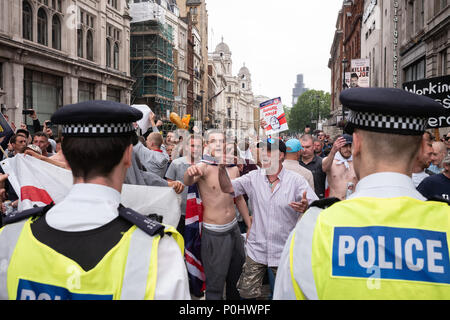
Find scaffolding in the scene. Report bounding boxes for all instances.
[130,19,175,117]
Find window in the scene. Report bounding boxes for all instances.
[52,15,61,50]
[23,69,63,125]
[37,8,48,45]
[404,57,426,82]
[77,29,83,57]
[108,0,118,9]
[86,30,94,61]
[439,49,448,76]
[106,39,111,67]
[23,1,33,41]
[435,0,448,15]
[113,42,119,69]
[242,83,245,89]
[78,81,95,102]
[107,87,121,102]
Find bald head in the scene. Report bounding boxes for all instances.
[146,132,163,150]
[432,141,447,167]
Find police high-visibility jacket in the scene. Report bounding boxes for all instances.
[276,197,450,300]
[0,215,184,300]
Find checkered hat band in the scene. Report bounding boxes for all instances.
[347,111,427,132]
[62,123,135,135]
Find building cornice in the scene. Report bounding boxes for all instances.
[0,35,133,84]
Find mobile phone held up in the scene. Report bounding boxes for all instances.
[22,109,34,115]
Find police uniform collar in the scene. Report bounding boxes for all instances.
[349,172,426,200]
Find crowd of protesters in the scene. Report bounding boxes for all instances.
[0,107,449,300]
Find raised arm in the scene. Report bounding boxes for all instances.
[322,136,347,173]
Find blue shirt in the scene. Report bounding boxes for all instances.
[417,173,450,201]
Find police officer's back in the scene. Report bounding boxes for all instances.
[273,88,450,300]
[0,101,190,300]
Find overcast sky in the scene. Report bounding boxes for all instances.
[206,0,343,108]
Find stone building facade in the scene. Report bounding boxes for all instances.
[361,0,400,88]
[399,0,448,83]
[0,0,133,127]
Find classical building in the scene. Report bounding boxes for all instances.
[209,40,256,132]
[292,74,308,107]
[0,0,133,128]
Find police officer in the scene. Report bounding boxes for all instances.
[0,101,190,300]
[273,88,450,300]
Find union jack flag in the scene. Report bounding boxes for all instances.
[184,184,206,297]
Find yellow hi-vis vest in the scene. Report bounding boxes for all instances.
[289,197,450,300]
[0,218,184,300]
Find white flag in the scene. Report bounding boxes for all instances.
[1,154,181,228]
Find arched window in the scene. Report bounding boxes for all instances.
[86,30,94,61]
[77,29,83,57]
[113,42,119,69]
[22,1,33,40]
[106,39,111,67]
[37,8,48,45]
[52,15,61,50]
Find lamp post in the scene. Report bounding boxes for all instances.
[341,58,348,128]
[316,94,320,131]
[200,89,205,129]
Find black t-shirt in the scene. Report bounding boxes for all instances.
[417,173,450,201]
[299,155,326,199]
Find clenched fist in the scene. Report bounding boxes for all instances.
[186,165,204,178]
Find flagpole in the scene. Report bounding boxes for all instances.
[0,145,9,159]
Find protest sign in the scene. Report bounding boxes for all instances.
[260,97,288,135]
[403,75,450,128]
[350,58,370,88]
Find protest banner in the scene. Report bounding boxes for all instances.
[260,97,288,135]
[403,75,450,128]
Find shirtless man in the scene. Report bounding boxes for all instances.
[184,130,251,300]
[322,134,358,200]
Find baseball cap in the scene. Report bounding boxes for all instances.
[342,134,353,145]
[285,139,303,153]
[257,138,287,154]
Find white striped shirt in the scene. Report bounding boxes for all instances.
[231,167,318,267]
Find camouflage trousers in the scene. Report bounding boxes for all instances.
[237,255,278,300]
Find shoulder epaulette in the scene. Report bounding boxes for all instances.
[426,196,450,205]
[1,203,54,227]
[118,205,165,237]
[310,197,341,210]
